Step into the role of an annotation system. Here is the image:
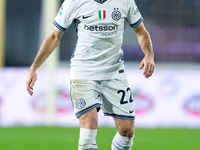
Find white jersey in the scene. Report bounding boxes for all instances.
[54,0,143,80]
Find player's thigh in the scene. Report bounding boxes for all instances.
[70,79,102,119]
[79,108,98,129]
[113,117,135,138]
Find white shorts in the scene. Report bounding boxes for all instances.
[70,79,135,120]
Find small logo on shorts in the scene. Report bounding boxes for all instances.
[129,110,135,114]
[111,8,121,21]
[76,99,86,109]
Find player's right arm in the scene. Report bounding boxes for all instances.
[26,27,63,96]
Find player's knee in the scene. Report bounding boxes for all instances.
[80,117,98,129]
[125,129,134,138]
[122,128,134,138]
[118,125,135,138]
[127,129,135,138]
[83,121,98,129]
[114,118,135,138]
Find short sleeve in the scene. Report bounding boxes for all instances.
[53,0,76,31]
[126,0,144,28]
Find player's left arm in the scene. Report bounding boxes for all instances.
[133,22,155,78]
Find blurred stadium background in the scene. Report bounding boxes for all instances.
[0,0,200,150]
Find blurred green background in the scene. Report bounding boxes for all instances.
[1,127,200,150]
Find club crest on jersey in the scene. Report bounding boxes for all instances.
[76,98,86,109]
[98,10,106,20]
[111,8,121,21]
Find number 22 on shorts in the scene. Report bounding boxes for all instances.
[117,87,133,105]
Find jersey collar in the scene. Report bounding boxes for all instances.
[93,0,108,4]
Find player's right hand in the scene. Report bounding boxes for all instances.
[26,68,37,96]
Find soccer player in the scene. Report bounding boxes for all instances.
[26,0,154,149]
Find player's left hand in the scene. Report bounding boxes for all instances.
[139,54,154,78]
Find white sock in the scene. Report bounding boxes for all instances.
[111,132,134,150]
[78,128,98,150]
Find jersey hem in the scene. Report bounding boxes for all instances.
[70,73,127,80]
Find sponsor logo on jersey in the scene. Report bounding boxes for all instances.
[98,10,106,20]
[84,24,118,37]
[76,98,86,109]
[84,24,118,31]
[111,8,121,21]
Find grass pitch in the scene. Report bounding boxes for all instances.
[0,127,200,150]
